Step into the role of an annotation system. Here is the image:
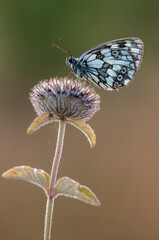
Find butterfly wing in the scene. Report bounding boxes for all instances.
[78,38,144,90]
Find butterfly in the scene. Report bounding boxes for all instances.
[53,38,144,91]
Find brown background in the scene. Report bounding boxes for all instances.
[0,0,159,239]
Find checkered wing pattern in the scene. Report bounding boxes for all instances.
[76,38,144,90]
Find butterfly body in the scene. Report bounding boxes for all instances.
[66,38,144,91]
[67,56,86,78]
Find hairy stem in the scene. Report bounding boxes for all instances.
[44,120,66,240]
[49,120,66,191]
[44,198,54,240]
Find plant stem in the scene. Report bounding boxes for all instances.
[44,120,66,240]
[49,120,66,191]
[44,198,54,240]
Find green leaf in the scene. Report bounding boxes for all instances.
[67,120,96,148]
[2,166,50,194]
[27,113,58,134]
[55,177,100,206]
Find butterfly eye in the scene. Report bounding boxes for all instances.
[121,66,127,74]
[66,57,73,66]
[112,50,119,56]
[114,82,120,88]
[69,57,73,64]
[117,74,123,81]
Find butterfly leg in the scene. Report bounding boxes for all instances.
[86,80,90,87]
[84,75,91,87]
[68,68,72,79]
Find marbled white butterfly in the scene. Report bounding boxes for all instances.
[53,38,144,90]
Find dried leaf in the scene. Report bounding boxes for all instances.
[55,177,100,206]
[2,166,50,194]
[27,113,58,134]
[68,120,96,148]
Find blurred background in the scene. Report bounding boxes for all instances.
[0,0,159,239]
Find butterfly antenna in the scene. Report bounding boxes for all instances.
[59,38,72,56]
[52,43,69,55]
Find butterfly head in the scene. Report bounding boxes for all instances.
[66,56,76,66]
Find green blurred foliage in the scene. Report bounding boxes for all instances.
[0,0,158,87]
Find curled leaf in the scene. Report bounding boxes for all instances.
[27,113,58,134]
[67,120,96,148]
[2,166,50,194]
[55,177,100,206]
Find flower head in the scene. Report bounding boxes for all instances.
[30,77,100,122]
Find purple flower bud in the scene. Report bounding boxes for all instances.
[30,77,100,122]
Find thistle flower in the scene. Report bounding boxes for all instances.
[28,77,100,148]
[30,77,100,122]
